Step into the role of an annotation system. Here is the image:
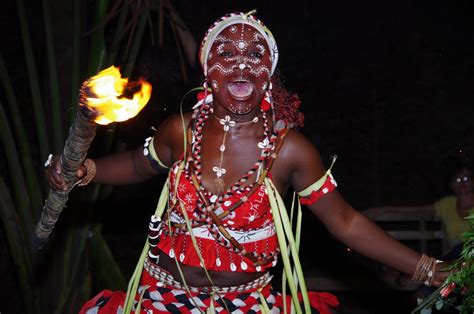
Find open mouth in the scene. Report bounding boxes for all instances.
[226,80,254,101]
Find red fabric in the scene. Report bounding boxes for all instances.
[275,291,339,314]
[260,98,271,111]
[154,163,279,272]
[80,268,339,313]
[299,174,337,206]
[196,91,207,101]
[79,289,125,314]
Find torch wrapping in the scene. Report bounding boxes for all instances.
[33,96,97,249]
[32,66,152,249]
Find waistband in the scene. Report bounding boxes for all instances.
[143,257,273,294]
[168,212,276,243]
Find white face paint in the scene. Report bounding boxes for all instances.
[206,24,272,115]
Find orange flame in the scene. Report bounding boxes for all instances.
[84,66,152,125]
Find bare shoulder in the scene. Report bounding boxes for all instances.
[155,112,192,141]
[275,129,327,192]
[152,111,193,165]
[278,130,324,171]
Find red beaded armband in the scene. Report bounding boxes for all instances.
[298,174,337,205]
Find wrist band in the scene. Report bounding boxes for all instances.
[78,158,96,186]
[412,254,442,286]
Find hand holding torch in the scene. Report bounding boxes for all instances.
[33,66,152,249]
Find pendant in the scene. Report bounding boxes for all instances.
[214,177,225,194]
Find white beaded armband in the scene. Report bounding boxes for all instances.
[143,136,169,170]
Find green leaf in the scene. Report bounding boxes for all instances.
[42,0,64,151]
[89,226,127,291]
[16,0,50,159]
[0,176,34,314]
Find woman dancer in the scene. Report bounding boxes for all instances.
[46,11,448,314]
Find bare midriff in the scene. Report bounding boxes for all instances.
[157,251,265,287]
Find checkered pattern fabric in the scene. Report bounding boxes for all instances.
[131,270,279,313]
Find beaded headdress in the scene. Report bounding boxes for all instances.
[199,10,279,77]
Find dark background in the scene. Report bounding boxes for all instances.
[1,0,474,313]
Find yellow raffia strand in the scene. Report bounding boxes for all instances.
[148,138,169,169]
[266,178,311,313]
[123,178,170,313]
[134,285,149,313]
[258,286,271,313]
[297,155,337,197]
[208,294,216,313]
[169,163,230,313]
[281,192,303,313]
[176,200,231,313]
[166,163,206,313]
[165,91,230,312]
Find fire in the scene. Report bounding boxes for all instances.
[84,66,152,125]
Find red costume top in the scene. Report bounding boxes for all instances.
[147,158,337,273]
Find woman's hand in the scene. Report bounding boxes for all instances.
[44,154,86,191]
[431,261,452,287]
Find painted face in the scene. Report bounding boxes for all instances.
[206,24,272,115]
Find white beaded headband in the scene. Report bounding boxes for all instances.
[199,11,279,76]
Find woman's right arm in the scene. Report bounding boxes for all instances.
[45,113,189,190]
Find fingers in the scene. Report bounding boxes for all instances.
[44,155,67,191]
[76,165,86,179]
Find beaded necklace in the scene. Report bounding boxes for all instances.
[167,101,281,268]
[190,102,273,200]
[211,114,260,194]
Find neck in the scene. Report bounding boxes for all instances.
[212,103,262,123]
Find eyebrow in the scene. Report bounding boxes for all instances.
[214,35,231,43]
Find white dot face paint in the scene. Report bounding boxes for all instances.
[206,24,272,115]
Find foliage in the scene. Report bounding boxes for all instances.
[412,212,474,314]
[0,0,195,313]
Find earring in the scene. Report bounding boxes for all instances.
[197,81,209,101]
[260,82,272,111]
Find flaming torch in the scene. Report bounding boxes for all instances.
[33,66,152,249]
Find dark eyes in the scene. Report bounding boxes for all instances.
[250,52,263,59]
[218,51,263,58]
[219,51,233,57]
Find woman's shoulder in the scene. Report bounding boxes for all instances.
[154,112,192,142]
[151,111,193,164]
[274,128,327,190]
[158,112,193,133]
[279,129,323,164]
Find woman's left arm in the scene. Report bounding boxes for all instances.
[281,131,447,285]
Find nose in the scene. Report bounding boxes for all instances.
[232,56,251,73]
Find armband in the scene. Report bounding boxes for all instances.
[297,155,337,205]
[143,136,169,171]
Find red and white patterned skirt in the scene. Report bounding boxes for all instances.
[79,262,338,314]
